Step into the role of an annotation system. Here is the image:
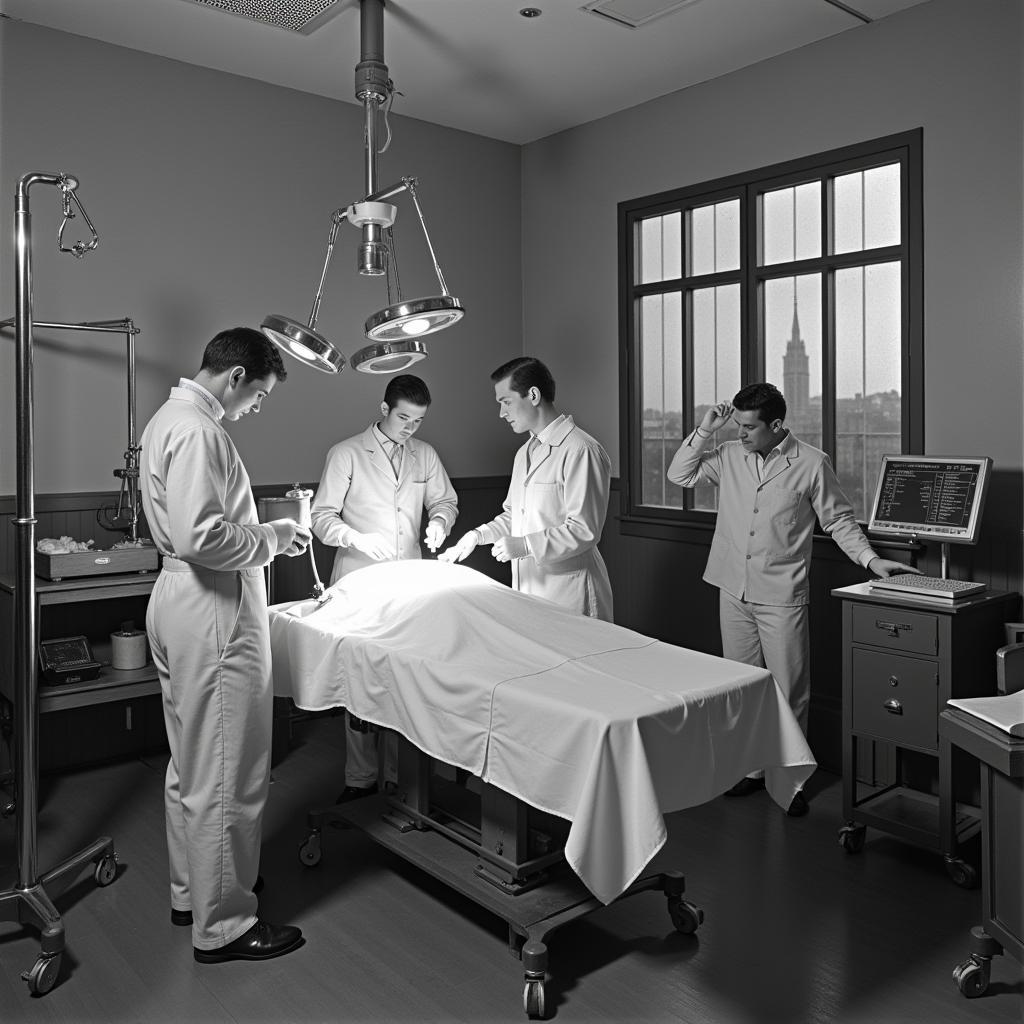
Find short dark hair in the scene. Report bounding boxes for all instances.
[200,327,287,382]
[383,374,431,408]
[733,382,786,424]
[490,357,556,404]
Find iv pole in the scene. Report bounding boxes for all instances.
[0,172,119,997]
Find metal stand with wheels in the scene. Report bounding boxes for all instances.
[298,734,704,1019]
[0,172,119,995]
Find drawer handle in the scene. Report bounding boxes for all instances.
[875,619,912,637]
[883,699,903,715]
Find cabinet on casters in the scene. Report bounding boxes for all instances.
[939,705,1024,998]
[0,571,166,777]
[832,583,1020,886]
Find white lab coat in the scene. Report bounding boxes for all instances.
[140,385,282,950]
[476,414,614,621]
[311,424,459,585]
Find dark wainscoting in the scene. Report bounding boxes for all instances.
[5,472,1022,776]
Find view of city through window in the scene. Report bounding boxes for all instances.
[635,151,907,522]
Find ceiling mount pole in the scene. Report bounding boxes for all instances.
[354,0,390,275]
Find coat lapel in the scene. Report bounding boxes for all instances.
[758,436,799,487]
[526,415,574,480]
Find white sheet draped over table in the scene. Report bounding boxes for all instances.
[269,561,816,904]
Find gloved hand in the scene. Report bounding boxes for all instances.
[349,531,395,561]
[270,519,312,557]
[492,536,528,563]
[438,530,479,564]
[424,519,447,553]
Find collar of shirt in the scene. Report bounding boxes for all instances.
[747,429,793,480]
[372,422,402,454]
[177,378,224,420]
[532,413,567,447]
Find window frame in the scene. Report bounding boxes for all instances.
[618,129,923,529]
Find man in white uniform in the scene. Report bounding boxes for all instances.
[441,356,613,622]
[141,327,310,963]
[310,374,458,801]
[667,382,918,816]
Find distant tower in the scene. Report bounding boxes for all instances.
[783,295,809,417]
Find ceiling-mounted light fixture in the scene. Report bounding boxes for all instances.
[262,0,464,374]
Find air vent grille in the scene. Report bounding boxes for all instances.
[181,0,343,34]
[580,0,704,30]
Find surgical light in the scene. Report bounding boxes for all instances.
[260,313,346,374]
[261,0,464,375]
[349,339,428,374]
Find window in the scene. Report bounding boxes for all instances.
[619,131,922,524]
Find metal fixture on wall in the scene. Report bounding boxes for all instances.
[261,0,464,374]
[0,316,146,541]
[0,172,119,997]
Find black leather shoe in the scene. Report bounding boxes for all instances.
[194,920,303,963]
[724,776,765,797]
[172,875,265,927]
[786,790,810,817]
[335,783,378,804]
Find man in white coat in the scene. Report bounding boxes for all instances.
[667,382,918,816]
[141,327,310,963]
[440,356,613,622]
[310,374,458,800]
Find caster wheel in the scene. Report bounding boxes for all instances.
[21,954,61,995]
[952,957,989,998]
[667,895,704,934]
[838,825,866,854]
[523,978,546,1019]
[945,858,978,889]
[94,855,117,887]
[298,834,322,867]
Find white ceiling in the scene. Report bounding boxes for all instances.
[2,0,930,144]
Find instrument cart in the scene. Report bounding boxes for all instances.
[298,733,702,1020]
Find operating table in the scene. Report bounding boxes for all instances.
[268,560,815,1017]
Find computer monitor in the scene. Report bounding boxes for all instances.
[867,455,992,546]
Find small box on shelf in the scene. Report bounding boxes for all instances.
[35,546,159,581]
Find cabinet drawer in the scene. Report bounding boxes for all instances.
[851,649,939,751]
[850,604,938,655]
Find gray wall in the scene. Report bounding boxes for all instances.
[0,20,524,493]
[521,0,1023,529]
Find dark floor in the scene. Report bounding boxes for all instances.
[0,714,1020,1023]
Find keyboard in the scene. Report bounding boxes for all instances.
[869,573,988,600]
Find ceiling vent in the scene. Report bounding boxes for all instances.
[179,0,345,34]
[580,0,704,29]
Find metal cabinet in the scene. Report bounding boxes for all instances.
[832,583,1019,886]
[0,572,165,772]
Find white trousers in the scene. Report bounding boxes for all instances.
[345,714,379,787]
[719,591,810,778]
[147,560,271,949]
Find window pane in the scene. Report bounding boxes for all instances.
[761,182,821,266]
[638,212,681,283]
[690,284,741,511]
[763,274,822,451]
[640,293,683,508]
[689,199,740,276]
[835,261,902,519]
[834,163,900,255]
